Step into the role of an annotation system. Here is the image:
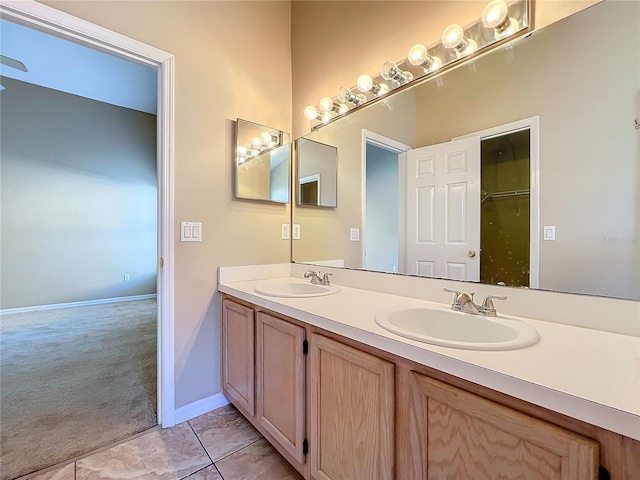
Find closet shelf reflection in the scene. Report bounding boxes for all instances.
[481,188,530,203]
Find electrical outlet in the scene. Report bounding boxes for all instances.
[350,228,360,241]
[281,224,290,240]
[293,224,301,240]
[124,273,131,282]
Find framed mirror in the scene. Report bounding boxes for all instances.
[235,118,291,204]
[292,1,639,301]
[296,138,338,208]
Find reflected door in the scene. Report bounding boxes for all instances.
[405,138,480,281]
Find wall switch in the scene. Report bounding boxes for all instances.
[281,224,290,240]
[543,225,556,241]
[293,224,301,240]
[124,273,131,282]
[350,228,360,241]
[181,222,202,242]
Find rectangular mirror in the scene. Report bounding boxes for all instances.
[296,137,338,208]
[235,118,291,204]
[292,1,640,301]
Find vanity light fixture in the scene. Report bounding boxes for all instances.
[381,61,414,85]
[319,96,349,115]
[442,24,477,58]
[303,0,530,129]
[407,44,443,73]
[304,105,332,123]
[356,74,389,96]
[337,86,367,106]
[482,0,520,40]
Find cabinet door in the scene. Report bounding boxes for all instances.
[256,312,306,464]
[409,372,599,480]
[310,334,394,480]
[221,299,255,416]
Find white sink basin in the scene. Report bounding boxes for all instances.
[254,281,341,298]
[375,304,540,351]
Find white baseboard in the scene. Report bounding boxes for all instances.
[0,294,157,315]
[174,393,229,424]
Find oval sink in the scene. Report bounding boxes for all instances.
[375,304,539,351]
[254,281,341,298]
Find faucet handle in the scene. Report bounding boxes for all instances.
[443,288,462,304]
[481,295,507,313]
[321,273,333,285]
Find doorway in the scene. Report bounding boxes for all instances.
[361,130,410,272]
[0,0,175,476]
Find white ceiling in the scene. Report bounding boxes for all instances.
[0,18,157,114]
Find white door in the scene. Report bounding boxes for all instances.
[405,138,480,281]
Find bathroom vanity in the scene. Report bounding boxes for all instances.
[218,264,640,480]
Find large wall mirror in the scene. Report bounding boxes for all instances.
[235,118,291,204]
[292,1,640,301]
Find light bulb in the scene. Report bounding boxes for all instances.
[337,103,348,115]
[408,44,443,72]
[237,145,248,156]
[378,84,390,95]
[442,24,464,49]
[250,148,260,157]
[357,74,374,93]
[321,112,332,124]
[304,105,319,120]
[260,132,272,144]
[482,0,508,28]
[482,0,519,39]
[319,96,336,113]
[252,137,263,147]
[381,61,414,85]
[442,24,477,58]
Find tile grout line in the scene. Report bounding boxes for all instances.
[185,420,218,479]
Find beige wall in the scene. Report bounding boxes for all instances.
[38,0,292,408]
[291,0,599,138]
[1,79,157,309]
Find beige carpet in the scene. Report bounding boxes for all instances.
[0,299,157,480]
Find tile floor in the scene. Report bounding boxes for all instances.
[18,405,303,480]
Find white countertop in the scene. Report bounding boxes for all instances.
[219,271,640,441]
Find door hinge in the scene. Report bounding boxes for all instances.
[303,438,308,455]
[303,339,308,355]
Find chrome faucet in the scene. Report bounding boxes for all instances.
[443,288,506,317]
[304,270,333,286]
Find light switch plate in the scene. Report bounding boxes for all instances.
[181,222,202,242]
[543,225,556,241]
[293,224,301,240]
[350,228,360,241]
[281,224,290,240]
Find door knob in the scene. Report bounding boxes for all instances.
[468,250,476,258]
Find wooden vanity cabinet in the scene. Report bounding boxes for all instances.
[221,297,308,474]
[406,371,599,480]
[256,311,306,465]
[222,295,639,480]
[309,334,395,480]
[221,298,255,416]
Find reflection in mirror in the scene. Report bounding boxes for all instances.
[235,119,291,203]
[292,1,640,300]
[296,138,338,208]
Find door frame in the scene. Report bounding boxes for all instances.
[361,130,411,270]
[0,0,176,426]
[453,116,540,289]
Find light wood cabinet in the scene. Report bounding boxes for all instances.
[256,311,306,465]
[407,371,599,480]
[309,334,395,480]
[221,298,255,416]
